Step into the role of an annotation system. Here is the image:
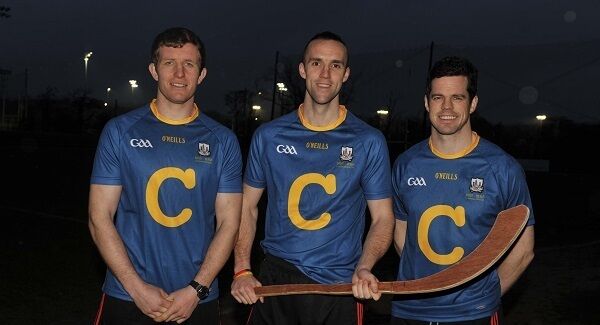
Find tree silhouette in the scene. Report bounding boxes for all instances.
[0,6,10,19]
[225,89,251,134]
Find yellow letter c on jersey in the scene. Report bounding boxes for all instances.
[146,167,196,227]
[418,205,466,265]
[288,173,336,230]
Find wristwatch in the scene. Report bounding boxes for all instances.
[189,280,210,300]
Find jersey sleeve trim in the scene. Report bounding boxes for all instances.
[243,178,266,189]
[216,185,243,193]
[90,176,121,185]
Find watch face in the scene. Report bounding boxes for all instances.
[189,280,209,300]
[197,285,209,300]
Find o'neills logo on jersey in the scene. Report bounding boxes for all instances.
[198,143,210,156]
[162,135,186,144]
[130,138,153,148]
[276,145,298,155]
[407,177,427,186]
[469,177,484,193]
[435,172,458,181]
[340,146,353,161]
[305,142,329,150]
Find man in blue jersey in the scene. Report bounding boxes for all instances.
[230,31,395,324]
[89,27,242,324]
[390,56,535,325]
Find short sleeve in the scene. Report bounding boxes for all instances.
[361,131,392,200]
[217,132,243,193]
[391,156,408,221]
[90,120,122,185]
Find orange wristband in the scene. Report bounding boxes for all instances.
[233,269,253,279]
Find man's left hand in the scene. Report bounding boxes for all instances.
[154,286,199,324]
[352,268,381,301]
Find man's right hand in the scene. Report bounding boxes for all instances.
[128,281,173,320]
[231,275,263,304]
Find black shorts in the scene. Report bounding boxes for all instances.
[93,293,219,325]
[390,307,503,325]
[248,254,362,325]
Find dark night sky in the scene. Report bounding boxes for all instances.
[1,0,600,124]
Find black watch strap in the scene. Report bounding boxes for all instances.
[188,280,210,300]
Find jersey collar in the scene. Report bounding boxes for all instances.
[297,104,347,131]
[150,99,199,125]
[429,131,480,159]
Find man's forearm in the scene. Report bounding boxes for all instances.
[194,193,242,286]
[357,198,394,271]
[357,218,393,271]
[89,184,143,292]
[498,226,535,295]
[89,214,143,291]
[233,185,264,272]
[233,206,258,271]
[194,218,240,286]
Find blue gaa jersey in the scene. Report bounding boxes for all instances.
[391,133,535,322]
[90,100,242,303]
[245,105,392,284]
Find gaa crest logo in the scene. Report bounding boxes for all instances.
[469,177,484,193]
[340,146,353,162]
[198,143,210,156]
[276,145,298,155]
[407,177,427,186]
[129,138,153,148]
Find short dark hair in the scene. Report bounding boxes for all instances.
[301,31,348,65]
[426,56,478,100]
[150,27,206,70]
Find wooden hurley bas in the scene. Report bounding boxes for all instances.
[255,205,529,297]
